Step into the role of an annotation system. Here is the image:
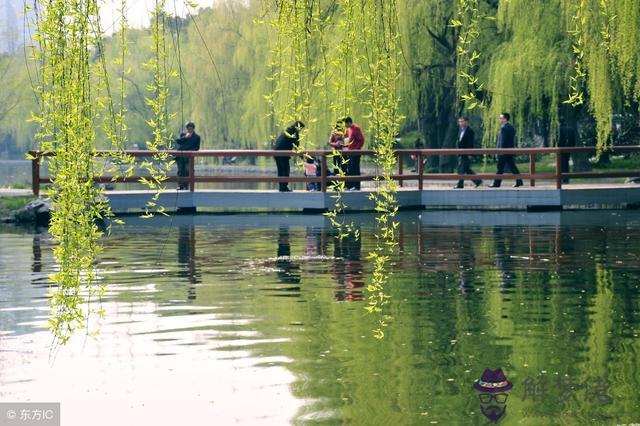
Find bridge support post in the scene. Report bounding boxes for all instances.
[555,150,562,189]
[529,154,536,187]
[189,155,195,192]
[321,154,327,192]
[418,153,424,191]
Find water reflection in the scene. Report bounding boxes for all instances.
[456,228,476,295]
[32,233,42,274]
[493,227,517,290]
[177,226,200,301]
[1,211,640,425]
[275,225,301,287]
[30,230,50,290]
[332,230,364,302]
[304,226,327,258]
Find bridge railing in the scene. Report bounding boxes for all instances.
[28,146,640,196]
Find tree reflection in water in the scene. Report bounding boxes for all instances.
[5,213,640,424]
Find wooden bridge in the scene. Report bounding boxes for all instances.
[28,147,640,212]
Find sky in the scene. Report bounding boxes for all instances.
[0,0,220,54]
[99,0,216,32]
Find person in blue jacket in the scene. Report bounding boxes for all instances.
[489,113,523,188]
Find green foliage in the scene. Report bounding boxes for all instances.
[453,0,485,111]
[357,0,403,338]
[484,0,571,146]
[140,0,174,217]
[265,0,403,338]
[2,0,640,159]
[563,0,613,151]
[575,0,640,150]
[4,0,640,343]
[563,0,640,150]
[268,0,402,338]
[94,0,136,191]
[0,54,38,153]
[31,0,111,344]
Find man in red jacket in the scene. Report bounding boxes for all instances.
[344,117,365,190]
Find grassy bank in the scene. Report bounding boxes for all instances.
[0,196,36,217]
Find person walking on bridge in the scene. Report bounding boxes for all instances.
[454,116,482,189]
[175,121,201,190]
[489,113,523,188]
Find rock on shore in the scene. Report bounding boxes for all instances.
[1,198,51,226]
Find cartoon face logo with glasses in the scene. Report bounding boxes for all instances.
[473,368,513,422]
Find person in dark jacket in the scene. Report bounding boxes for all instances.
[489,113,523,188]
[175,121,201,190]
[273,120,305,192]
[454,116,482,189]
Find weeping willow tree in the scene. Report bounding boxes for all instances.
[484,0,640,150]
[398,0,459,170]
[483,0,572,147]
[180,2,263,148]
[607,0,640,103]
[264,0,403,338]
[397,0,499,170]
[397,0,639,156]
[356,0,403,338]
[29,0,176,343]
[563,0,640,150]
[7,0,639,160]
[30,0,112,343]
[136,0,175,216]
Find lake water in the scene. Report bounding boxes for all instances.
[0,161,33,188]
[1,211,639,425]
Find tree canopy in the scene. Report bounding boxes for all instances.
[0,0,638,162]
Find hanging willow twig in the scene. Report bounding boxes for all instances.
[92,0,136,197]
[264,0,402,338]
[139,0,175,217]
[30,0,109,344]
[451,0,484,110]
[359,0,402,339]
[566,0,587,107]
[564,0,614,152]
[323,0,358,240]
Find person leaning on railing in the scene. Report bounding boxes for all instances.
[174,121,201,190]
[273,121,305,192]
[328,120,346,176]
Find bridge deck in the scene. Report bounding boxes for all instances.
[103,183,640,212]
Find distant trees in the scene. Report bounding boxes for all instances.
[400,0,639,170]
[0,0,638,161]
[0,55,34,157]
